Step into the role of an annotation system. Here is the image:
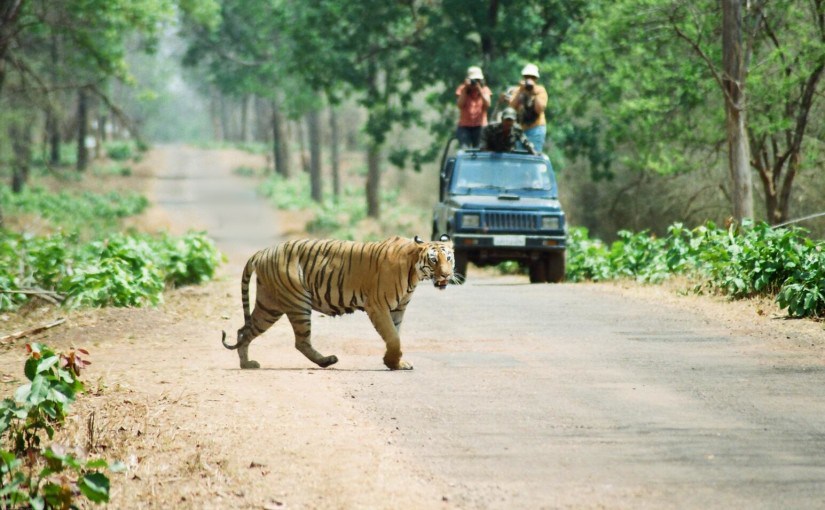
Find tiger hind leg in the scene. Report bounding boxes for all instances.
[236,303,284,369]
[287,312,338,368]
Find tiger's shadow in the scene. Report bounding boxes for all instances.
[221,367,407,373]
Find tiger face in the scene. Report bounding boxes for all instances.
[415,235,455,289]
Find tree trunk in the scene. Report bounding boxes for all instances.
[366,142,381,219]
[220,95,230,142]
[10,121,32,193]
[240,94,250,143]
[47,31,61,166]
[307,108,323,202]
[330,106,341,198]
[210,89,223,142]
[271,100,289,177]
[721,0,754,222]
[480,0,500,78]
[297,119,310,174]
[0,0,24,94]
[77,87,89,172]
[46,108,61,166]
[95,112,106,160]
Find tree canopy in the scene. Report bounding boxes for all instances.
[3,0,825,229]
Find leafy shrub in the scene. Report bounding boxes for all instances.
[776,247,825,318]
[156,232,223,287]
[566,221,825,318]
[0,185,148,235]
[565,227,612,282]
[0,231,223,311]
[104,141,135,161]
[260,173,423,241]
[259,173,315,211]
[60,235,167,308]
[1,344,123,508]
[609,230,669,283]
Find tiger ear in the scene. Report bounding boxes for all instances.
[439,234,450,242]
[414,235,424,244]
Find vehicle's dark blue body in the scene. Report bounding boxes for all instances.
[432,149,567,283]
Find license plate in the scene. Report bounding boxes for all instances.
[493,235,526,246]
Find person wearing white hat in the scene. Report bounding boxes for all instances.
[508,63,548,152]
[455,65,492,148]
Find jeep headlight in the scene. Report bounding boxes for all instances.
[461,214,480,228]
[541,216,560,230]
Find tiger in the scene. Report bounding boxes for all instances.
[221,235,455,370]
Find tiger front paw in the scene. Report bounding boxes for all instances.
[384,357,413,370]
[317,355,339,368]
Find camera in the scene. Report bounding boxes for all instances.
[524,79,535,91]
[470,78,481,86]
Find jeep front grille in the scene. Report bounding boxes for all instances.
[485,212,537,231]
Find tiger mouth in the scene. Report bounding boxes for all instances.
[434,278,449,289]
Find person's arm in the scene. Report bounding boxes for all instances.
[480,125,491,151]
[456,83,468,108]
[518,129,537,155]
[481,86,492,109]
[508,86,522,109]
[533,86,548,114]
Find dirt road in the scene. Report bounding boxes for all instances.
[3,145,825,509]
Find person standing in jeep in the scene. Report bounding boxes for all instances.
[455,66,492,148]
[509,63,548,153]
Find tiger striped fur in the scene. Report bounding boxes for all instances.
[221,235,455,370]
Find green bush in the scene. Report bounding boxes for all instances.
[104,141,135,161]
[156,232,223,287]
[0,231,223,311]
[0,185,148,235]
[777,248,825,318]
[260,173,425,241]
[1,344,123,508]
[566,221,825,318]
[565,227,612,282]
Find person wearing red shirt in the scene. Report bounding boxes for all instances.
[455,66,492,148]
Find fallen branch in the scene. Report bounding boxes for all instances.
[0,318,66,343]
[0,288,65,305]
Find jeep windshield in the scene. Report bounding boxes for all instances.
[449,157,556,198]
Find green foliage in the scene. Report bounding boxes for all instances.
[59,235,167,308]
[259,173,315,211]
[777,249,825,318]
[565,227,612,282]
[0,185,148,236]
[104,141,137,162]
[0,231,223,311]
[1,344,123,508]
[156,232,223,287]
[259,173,425,241]
[567,221,825,318]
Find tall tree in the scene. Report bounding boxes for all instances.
[721,0,754,221]
[1,0,174,186]
[553,0,825,225]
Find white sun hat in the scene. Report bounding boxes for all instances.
[466,66,484,80]
[521,63,540,78]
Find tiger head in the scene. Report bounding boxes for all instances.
[414,235,455,289]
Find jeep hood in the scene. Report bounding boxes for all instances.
[448,195,563,212]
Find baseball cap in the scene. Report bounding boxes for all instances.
[501,107,517,120]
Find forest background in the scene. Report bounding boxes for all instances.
[2,0,825,241]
